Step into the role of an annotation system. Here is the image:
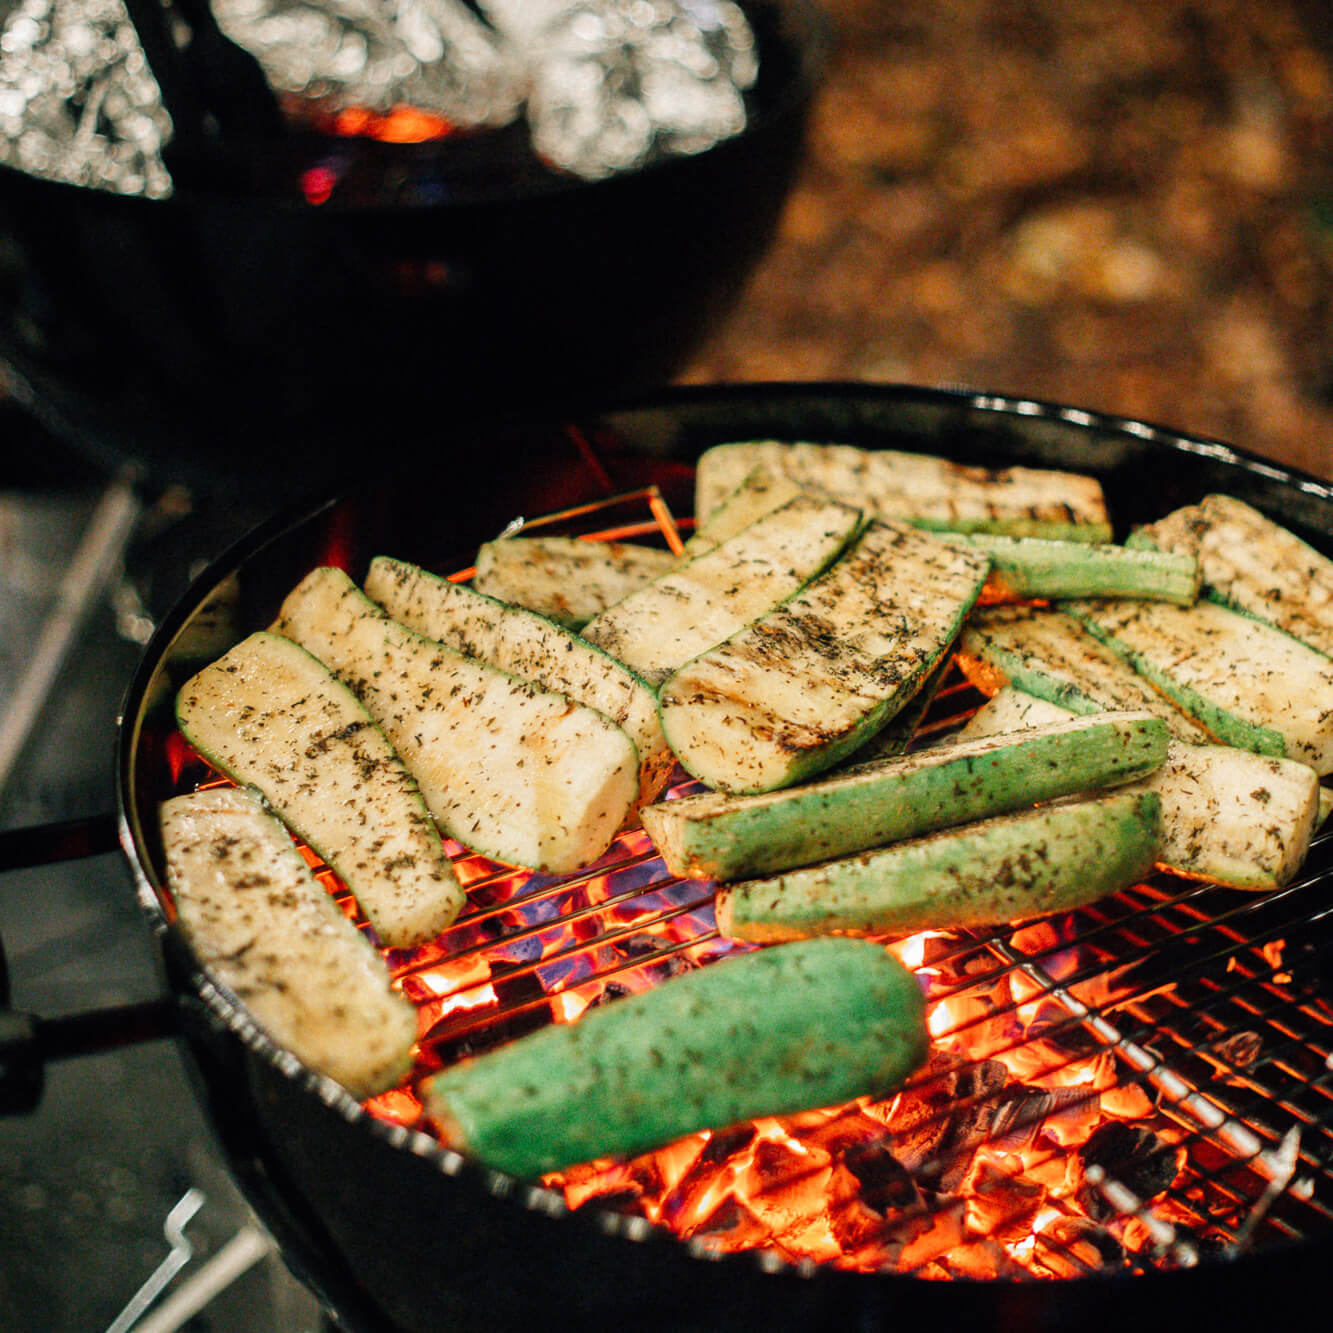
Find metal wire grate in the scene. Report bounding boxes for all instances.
[168,484,1333,1284]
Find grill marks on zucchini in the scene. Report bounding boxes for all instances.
[174,631,464,949]
[659,521,991,793]
[161,785,419,1097]
[422,938,928,1177]
[694,440,1113,541]
[1064,597,1333,773]
[274,567,640,874]
[581,493,865,688]
[1131,493,1333,656]
[364,556,672,813]
[958,605,1212,743]
[472,534,677,629]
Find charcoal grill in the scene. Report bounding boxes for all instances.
[9,382,1333,1330]
[0,0,821,496]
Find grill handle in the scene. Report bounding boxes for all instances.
[0,814,179,1115]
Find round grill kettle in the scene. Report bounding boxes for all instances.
[0,0,823,497]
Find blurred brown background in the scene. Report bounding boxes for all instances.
[678,0,1333,482]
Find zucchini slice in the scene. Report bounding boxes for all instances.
[643,709,1167,881]
[174,631,464,949]
[472,535,677,629]
[1064,596,1333,773]
[955,533,1200,605]
[161,785,419,1097]
[957,605,1212,743]
[422,938,928,1177]
[715,788,1162,942]
[694,441,1113,541]
[273,567,640,874]
[581,493,864,688]
[1130,493,1333,656]
[682,461,806,557]
[962,688,1321,891]
[658,521,991,794]
[364,556,673,813]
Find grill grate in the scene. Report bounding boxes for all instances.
[168,484,1333,1284]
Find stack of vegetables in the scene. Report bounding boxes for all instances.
[159,439,1333,1174]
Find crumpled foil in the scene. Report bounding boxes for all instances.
[0,0,757,195]
[0,0,174,197]
[210,0,526,131]
[483,0,758,179]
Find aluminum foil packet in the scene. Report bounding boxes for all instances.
[0,0,758,196]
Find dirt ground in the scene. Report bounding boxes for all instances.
[678,0,1333,482]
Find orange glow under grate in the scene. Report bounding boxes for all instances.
[165,487,1333,1284]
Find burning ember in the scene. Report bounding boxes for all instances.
[162,490,1333,1286]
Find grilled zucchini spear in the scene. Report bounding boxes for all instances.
[364,556,673,812]
[658,520,991,794]
[422,938,928,1177]
[960,688,1320,892]
[174,631,464,949]
[957,534,1200,605]
[715,788,1162,942]
[274,567,640,874]
[958,605,1212,743]
[694,440,1113,541]
[1129,493,1333,656]
[581,493,864,688]
[1064,596,1333,773]
[161,785,419,1097]
[643,710,1168,881]
[471,535,677,629]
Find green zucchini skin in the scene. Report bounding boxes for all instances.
[1063,597,1333,772]
[422,938,928,1177]
[694,441,1113,542]
[962,688,1320,891]
[954,534,1200,605]
[715,789,1162,942]
[643,710,1168,882]
[659,521,991,795]
[174,631,464,949]
[364,555,673,813]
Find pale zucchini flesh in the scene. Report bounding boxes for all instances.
[581,493,864,688]
[715,789,1162,942]
[1063,596,1333,773]
[961,687,1320,890]
[1130,493,1333,657]
[174,631,464,949]
[957,605,1212,743]
[845,651,952,764]
[682,461,807,557]
[422,938,928,1177]
[694,440,1113,541]
[274,567,640,874]
[161,785,419,1098]
[643,710,1168,882]
[472,535,677,629]
[658,521,991,794]
[364,556,673,812]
